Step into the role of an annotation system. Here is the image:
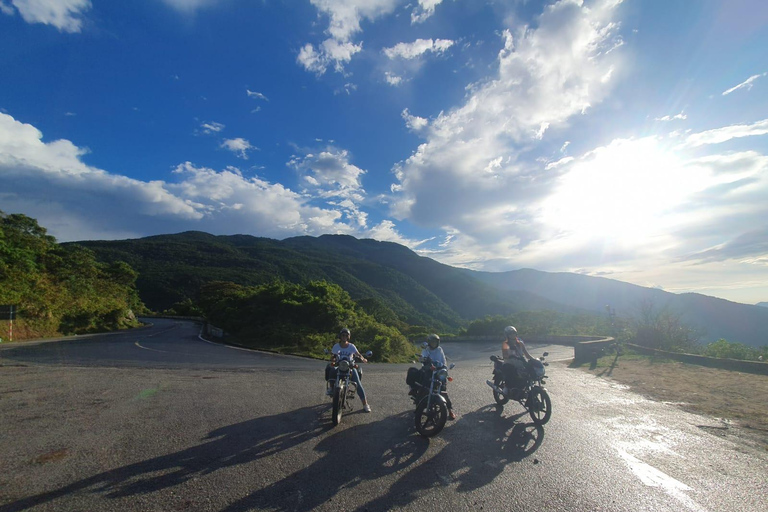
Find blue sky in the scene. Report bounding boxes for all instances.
[1,0,767,306]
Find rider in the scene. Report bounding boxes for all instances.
[500,325,533,396]
[326,327,371,412]
[414,334,456,420]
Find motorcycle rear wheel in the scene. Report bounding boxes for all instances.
[332,385,344,426]
[493,376,509,406]
[415,399,448,437]
[528,387,552,425]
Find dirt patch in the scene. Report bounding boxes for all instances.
[575,353,768,449]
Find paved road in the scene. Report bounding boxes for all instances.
[0,320,765,511]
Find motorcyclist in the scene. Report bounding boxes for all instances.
[412,334,456,420]
[325,328,371,412]
[499,325,533,396]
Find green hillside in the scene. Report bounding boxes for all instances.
[73,231,573,331]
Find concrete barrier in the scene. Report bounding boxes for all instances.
[627,343,768,376]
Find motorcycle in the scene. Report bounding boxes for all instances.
[408,357,455,437]
[326,349,373,426]
[486,351,552,425]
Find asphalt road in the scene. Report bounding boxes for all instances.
[0,319,765,511]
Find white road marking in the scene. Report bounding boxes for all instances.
[134,341,168,353]
[616,448,706,512]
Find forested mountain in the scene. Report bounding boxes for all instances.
[73,231,573,332]
[73,231,768,347]
[470,268,768,346]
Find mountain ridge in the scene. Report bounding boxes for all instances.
[71,231,768,347]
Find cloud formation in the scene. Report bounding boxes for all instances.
[0,113,372,241]
[1,0,91,32]
[722,72,767,96]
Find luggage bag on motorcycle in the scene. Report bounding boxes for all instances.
[406,367,420,386]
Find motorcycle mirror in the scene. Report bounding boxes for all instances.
[542,352,549,357]
[364,350,373,357]
[449,363,455,370]
[323,348,329,355]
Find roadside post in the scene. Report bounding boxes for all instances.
[0,305,17,342]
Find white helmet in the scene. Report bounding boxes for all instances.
[504,326,517,337]
[427,333,440,348]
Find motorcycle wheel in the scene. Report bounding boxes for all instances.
[493,376,509,406]
[414,398,448,437]
[332,385,344,426]
[528,387,552,425]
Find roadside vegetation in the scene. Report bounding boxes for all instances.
[0,211,145,340]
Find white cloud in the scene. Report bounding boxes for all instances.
[401,108,428,132]
[298,0,400,74]
[681,118,768,148]
[411,0,444,24]
[383,38,454,60]
[722,72,767,95]
[655,112,687,122]
[0,112,369,241]
[385,72,403,86]
[199,121,225,134]
[2,0,91,33]
[246,90,269,101]
[390,0,625,233]
[220,138,256,159]
[160,0,217,13]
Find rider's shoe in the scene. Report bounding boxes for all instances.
[448,410,457,421]
[325,386,333,396]
[363,404,372,413]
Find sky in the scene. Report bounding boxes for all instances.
[1,0,767,306]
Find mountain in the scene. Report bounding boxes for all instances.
[470,268,768,346]
[72,232,768,347]
[71,232,571,331]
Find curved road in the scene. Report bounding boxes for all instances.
[0,319,765,511]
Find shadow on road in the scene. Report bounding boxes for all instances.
[224,404,545,512]
[349,405,545,511]
[0,404,332,512]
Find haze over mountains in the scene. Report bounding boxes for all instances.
[73,232,768,348]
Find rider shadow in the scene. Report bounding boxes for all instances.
[352,404,545,511]
[222,411,429,512]
[0,404,333,512]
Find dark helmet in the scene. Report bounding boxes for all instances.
[427,333,440,348]
[339,327,351,338]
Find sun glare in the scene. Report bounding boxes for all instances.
[541,138,704,244]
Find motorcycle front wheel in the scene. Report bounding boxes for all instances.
[332,385,344,426]
[415,398,448,437]
[528,387,552,425]
[493,376,509,406]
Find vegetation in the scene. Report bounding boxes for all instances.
[0,211,145,339]
[700,339,767,362]
[461,310,623,338]
[197,280,415,362]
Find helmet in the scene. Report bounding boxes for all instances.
[427,333,440,348]
[339,328,351,338]
[504,326,517,337]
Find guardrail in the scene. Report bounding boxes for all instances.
[626,343,768,376]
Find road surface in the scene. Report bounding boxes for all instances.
[0,319,765,511]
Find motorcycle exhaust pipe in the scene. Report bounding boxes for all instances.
[486,380,504,394]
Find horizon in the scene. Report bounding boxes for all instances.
[1,0,767,305]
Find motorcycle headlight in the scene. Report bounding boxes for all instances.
[338,360,350,372]
[436,368,448,382]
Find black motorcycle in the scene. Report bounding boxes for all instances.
[408,357,455,437]
[327,349,372,426]
[487,352,552,425]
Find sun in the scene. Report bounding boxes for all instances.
[541,137,705,244]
